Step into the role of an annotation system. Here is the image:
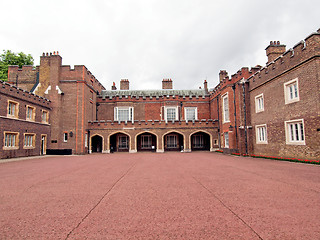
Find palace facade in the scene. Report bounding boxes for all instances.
[1,28,319,160]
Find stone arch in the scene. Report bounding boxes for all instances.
[90,134,104,153]
[189,130,211,151]
[163,130,185,152]
[135,131,158,152]
[109,131,131,152]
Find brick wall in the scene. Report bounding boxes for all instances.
[0,81,51,159]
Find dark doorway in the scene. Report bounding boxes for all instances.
[191,132,210,151]
[110,133,129,152]
[137,133,157,152]
[164,132,184,151]
[91,135,103,153]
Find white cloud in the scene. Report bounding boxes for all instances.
[1,0,319,90]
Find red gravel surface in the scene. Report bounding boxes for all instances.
[0,152,319,240]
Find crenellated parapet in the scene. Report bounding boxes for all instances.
[0,80,51,107]
[88,119,218,129]
[249,29,320,90]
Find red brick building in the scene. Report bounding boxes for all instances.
[7,52,105,155]
[89,79,219,153]
[248,32,320,160]
[2,28,319,160]
[0,81,51,159]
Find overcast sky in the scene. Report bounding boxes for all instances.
[1,0,319,90]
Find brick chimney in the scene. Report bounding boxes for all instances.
[162,79,173,89]
[111,82,117,90]
[266,41,286,63]
[120,79,129,90]
[219,70,228,82]
[203,80,208,93]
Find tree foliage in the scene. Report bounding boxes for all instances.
[0,50,34,81]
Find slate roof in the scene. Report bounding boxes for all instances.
[99,89,208,99]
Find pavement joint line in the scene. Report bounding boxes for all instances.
[192,176,264,240]
[65,161,137,240]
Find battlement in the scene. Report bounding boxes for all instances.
[210,66,257,96]
[249,28,320,90]
[0,80,51,107]
[88,119,218,129]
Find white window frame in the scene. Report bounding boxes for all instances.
[256,124,268,144]
[255,94,264,113]
[224,132,229,148]
[285,119,305,145]
[114,107,134,123]
[164,106,179,122]
[184,107,198,121]
[63,132,68,142]
[284,78,299,104]
[222,93,230,123]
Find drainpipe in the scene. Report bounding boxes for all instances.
[241,80,248,155]
[216,96,221,149]
[96,103,99,121]
[232,84,238,150]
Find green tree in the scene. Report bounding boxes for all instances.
[0,50,34,81]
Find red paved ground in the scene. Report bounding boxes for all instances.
[0,152,319,240]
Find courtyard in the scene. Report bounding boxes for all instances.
[0,152,319,239]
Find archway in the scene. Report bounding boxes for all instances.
[110,132,130,152]
[164,132,184,151]
[91,135,103,153]
[191,131,210,151]
[137,132,157,152]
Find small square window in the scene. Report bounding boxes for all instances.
[24,134,35,148]
[185,107,197,121]
[285,119,305,145]
[3,132,19,150]
[256,124,267,144]
[255,94,264,113]
[165,107,178,122]
[284,78,299,104]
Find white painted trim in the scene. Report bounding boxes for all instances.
[284,119,306,145]
[284,78,300,104]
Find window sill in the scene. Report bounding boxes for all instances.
[23,146,35,149]
[3,147,19,150]
[285,99,299,105]
[286,141,305,145]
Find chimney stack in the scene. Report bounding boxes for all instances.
[111,82,117,90]
[204,80,208,93]
[120,79,129,90]
[266,41,286,63]
[162,78,173,89]
[219,70,228,82]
